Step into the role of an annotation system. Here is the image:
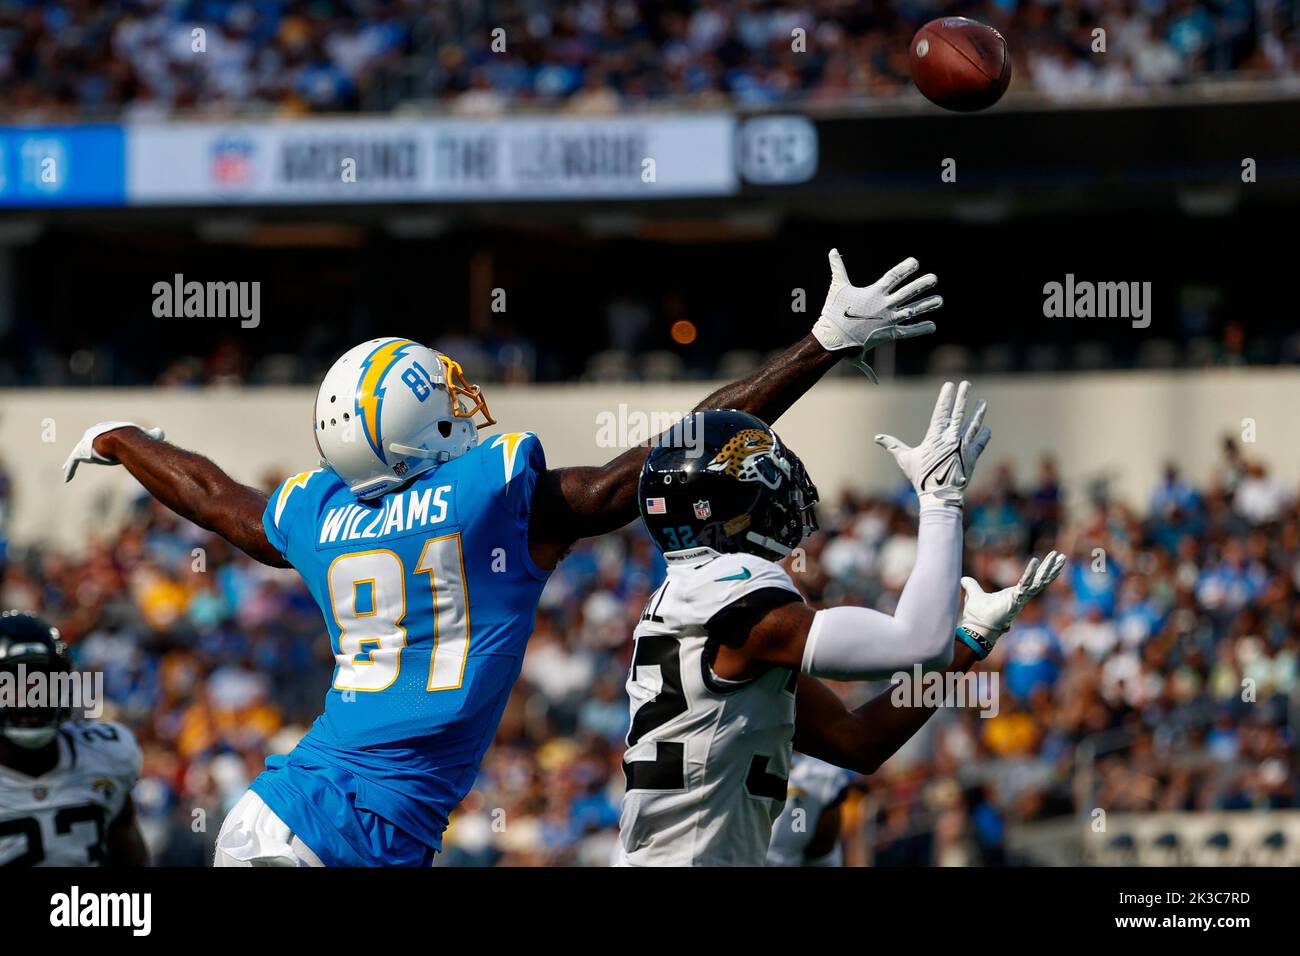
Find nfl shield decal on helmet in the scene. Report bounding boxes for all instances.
[693,499,712,519]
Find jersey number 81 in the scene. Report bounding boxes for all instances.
[325,533,470,693]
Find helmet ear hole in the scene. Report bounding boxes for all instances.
[438,420,452,438]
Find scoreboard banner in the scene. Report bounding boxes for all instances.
[5,100,1296,209]
[125,114,739,204]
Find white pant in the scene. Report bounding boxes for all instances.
[214,789,325,867]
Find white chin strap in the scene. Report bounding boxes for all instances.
[4,726,58,749]
[389,442,453,463]
[746,531,791,557]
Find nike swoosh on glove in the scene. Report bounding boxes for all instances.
[63,422,165,483]
[874,380,990,510]
[811,249,942,383]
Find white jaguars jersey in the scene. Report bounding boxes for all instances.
[0,721,141,866]
[618,547,803,867]
[767,754,854,866]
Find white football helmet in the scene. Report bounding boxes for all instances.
[314,337,495,500]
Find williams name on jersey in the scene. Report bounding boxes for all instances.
[249,429,550,865]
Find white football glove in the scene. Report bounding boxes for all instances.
[811,249,942,383]
[957,550,1067,659]
[62,421,164,483]
[874,380,990,510]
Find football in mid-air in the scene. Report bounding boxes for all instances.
[909,17,1012,112]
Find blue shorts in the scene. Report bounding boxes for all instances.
[250,750,436,867]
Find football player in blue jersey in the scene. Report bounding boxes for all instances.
[61,251,943,867]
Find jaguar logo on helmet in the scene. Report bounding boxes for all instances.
[705,427,790,490]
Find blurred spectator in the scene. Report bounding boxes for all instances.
[3,0,1300,120]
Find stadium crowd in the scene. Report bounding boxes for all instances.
[0,0,1297,118]
[0,431,1294,866]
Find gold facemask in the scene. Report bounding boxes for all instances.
[438,354,496,430]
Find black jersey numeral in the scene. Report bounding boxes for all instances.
[745,754,789,801]
[0,816,42,867]
[622,628,794,802]
[623,634,688,791]
[639,582,670,623]
[77,724,120,743]
[56,804,108,865]
[0,804,107,867]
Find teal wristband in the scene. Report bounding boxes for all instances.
[955,626,994,660]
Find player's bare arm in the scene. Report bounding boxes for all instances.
[527,251,944,569]
[803,794,848,861]
[790,649,978,774]
[791,552,1066,774]
[105,795,150,867]
[529,335,839,568]
[65,424,288,568]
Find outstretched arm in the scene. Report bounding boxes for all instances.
[528,252,943,569]
[792,551,1066,774]
[529,334,841,568]
[708,507,964,683]
[70,425,288,568]
[791,644,979,774]
[707,381,992,683]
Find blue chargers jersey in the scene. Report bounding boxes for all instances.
[250,431,549,864]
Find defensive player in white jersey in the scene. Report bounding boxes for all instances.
[619,391,1065,866]
[766,754,855,866]
[0,611,148,867]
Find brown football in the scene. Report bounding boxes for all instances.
[909,17,1011,112]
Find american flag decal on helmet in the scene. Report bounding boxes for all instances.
[646,497,666,514]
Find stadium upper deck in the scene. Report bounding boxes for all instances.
[1,0,1296,119]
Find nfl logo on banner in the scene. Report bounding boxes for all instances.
[646,497,667,515]
[210,134,255,187]
[693,500,712,519]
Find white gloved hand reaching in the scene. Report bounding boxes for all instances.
[956,550,1067,659]
[874,380,990,510]
[62,422,164,483]
[811,249,942,383]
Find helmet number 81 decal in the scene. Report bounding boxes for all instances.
[401,361,437,402]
